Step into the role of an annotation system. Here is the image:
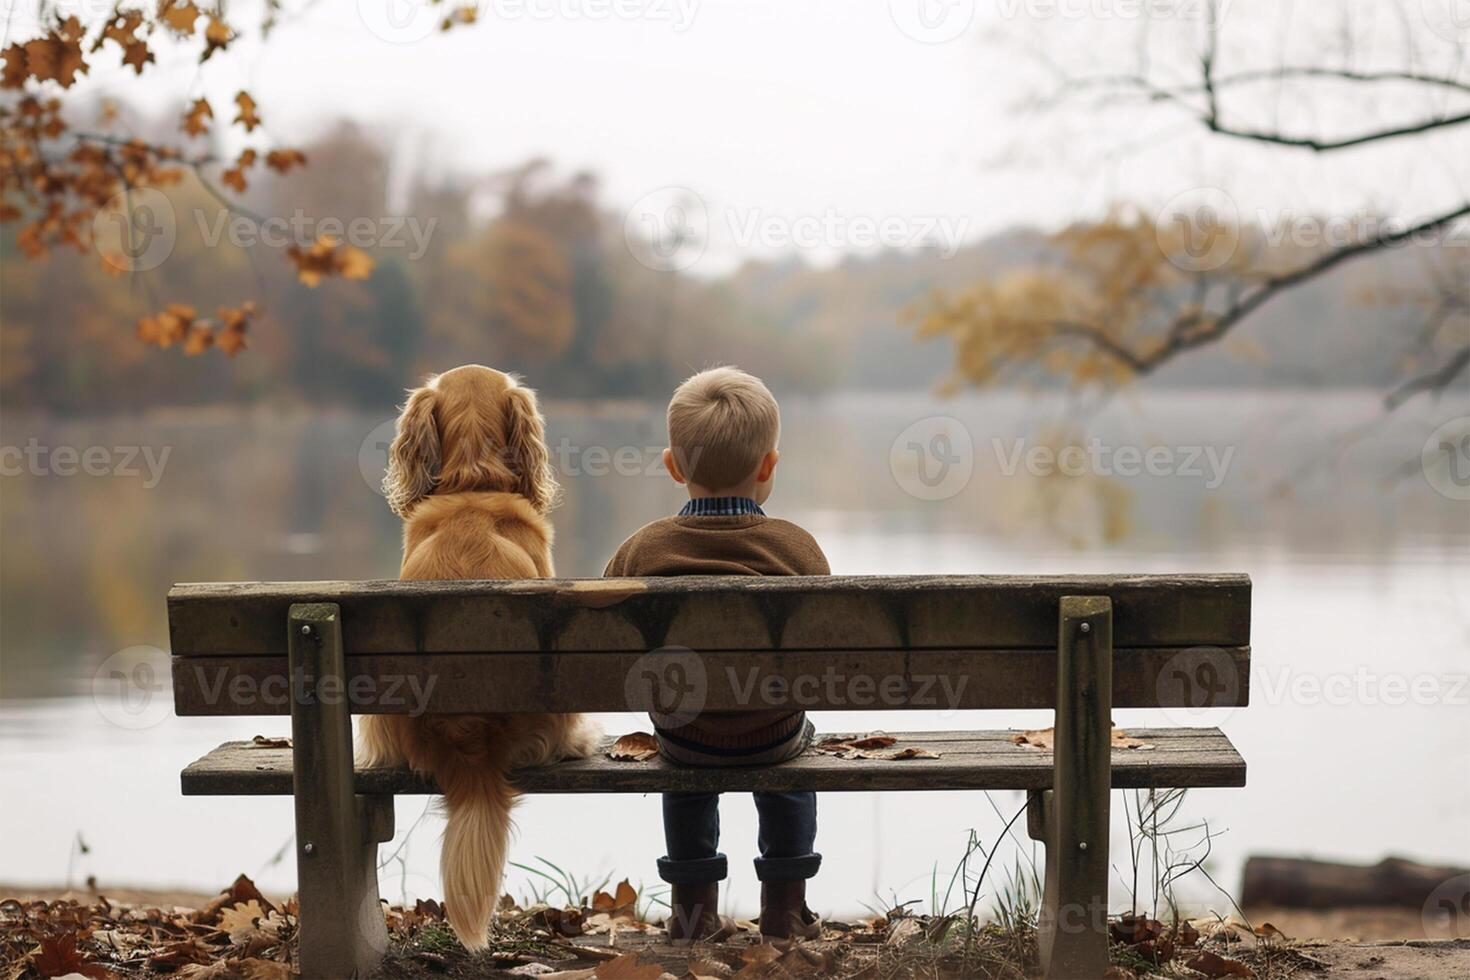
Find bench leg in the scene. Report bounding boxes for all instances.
[289,603,394,979]
[1038,596,1113,980]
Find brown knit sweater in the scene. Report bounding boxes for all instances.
[603,513,830,766]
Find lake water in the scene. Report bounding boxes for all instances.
[1,390,1466,918]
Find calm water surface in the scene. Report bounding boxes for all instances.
[2,390,1466,916]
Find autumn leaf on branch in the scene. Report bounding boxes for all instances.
[286,235,375,287]
[19,16,89,88]
[160,1,201,37]
[182,97,212,136]
[138,302,256,355]
[234,91,260,131]
[221,148,256,193]
[0,2,366,356]
[201,15,234,61]
[93,10,153,75]
[264,148,306,174]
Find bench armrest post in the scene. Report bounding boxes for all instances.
[1039,596,1113,980]
[288,603,390,979]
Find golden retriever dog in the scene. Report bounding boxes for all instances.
[357,365,600,949]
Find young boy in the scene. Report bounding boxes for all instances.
[603,366,828,943]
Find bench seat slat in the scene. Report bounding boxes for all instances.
[180,728,1246,796]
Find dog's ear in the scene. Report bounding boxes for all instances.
[503,383,559,514]
[384,382,440,517]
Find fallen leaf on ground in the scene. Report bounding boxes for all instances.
[1253,921,1287,940]
[591,952,666,978]
[592,880,638,916]
[1011,727,1153,751]
[606,732,659,762]
[1184,950,1255,977]
[198,873,276,921]
[219,899,272,944]
[28,931,110,979]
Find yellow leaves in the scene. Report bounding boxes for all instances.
[442,5,479,29]
[20,17,89,88]
[160,1,201,36]
[201,15,234,61]
[95,10,153,75]
[264,148,306,174]
[182,97,212,136]
[233,91,260,131]
[1,43,28,88]
[286,236,375,287]
[221,148,256,193]
[138,302,256,355]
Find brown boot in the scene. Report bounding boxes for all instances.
[667,882,736,943]
[759,880,822,940]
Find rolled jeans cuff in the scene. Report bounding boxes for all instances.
[657,853,728,884]
[754,852,822,882]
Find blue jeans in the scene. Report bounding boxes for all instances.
[657,791,821,884]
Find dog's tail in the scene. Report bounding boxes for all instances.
[438,760,516,950]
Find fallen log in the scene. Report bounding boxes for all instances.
[1241,855,1469,909]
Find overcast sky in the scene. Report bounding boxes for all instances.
[13,0,1469,272]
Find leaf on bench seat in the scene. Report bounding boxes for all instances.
[813,734,940,761]
[605,732,659,762]
[1010,728,1154,751]
[248,735,290,749]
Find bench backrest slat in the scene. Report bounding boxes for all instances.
[169,574,1249,655]
[168,574,1250,716]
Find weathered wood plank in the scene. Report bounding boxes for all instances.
[167,574,1251,657]
[170,645,1250,715]
[180,729,1247,796]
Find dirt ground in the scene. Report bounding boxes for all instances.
[4,884,1469,979]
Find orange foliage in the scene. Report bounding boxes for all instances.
[1,6,350,357]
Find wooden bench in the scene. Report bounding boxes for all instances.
[169,574,1251,980]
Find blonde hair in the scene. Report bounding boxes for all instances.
[667,366,780,490]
